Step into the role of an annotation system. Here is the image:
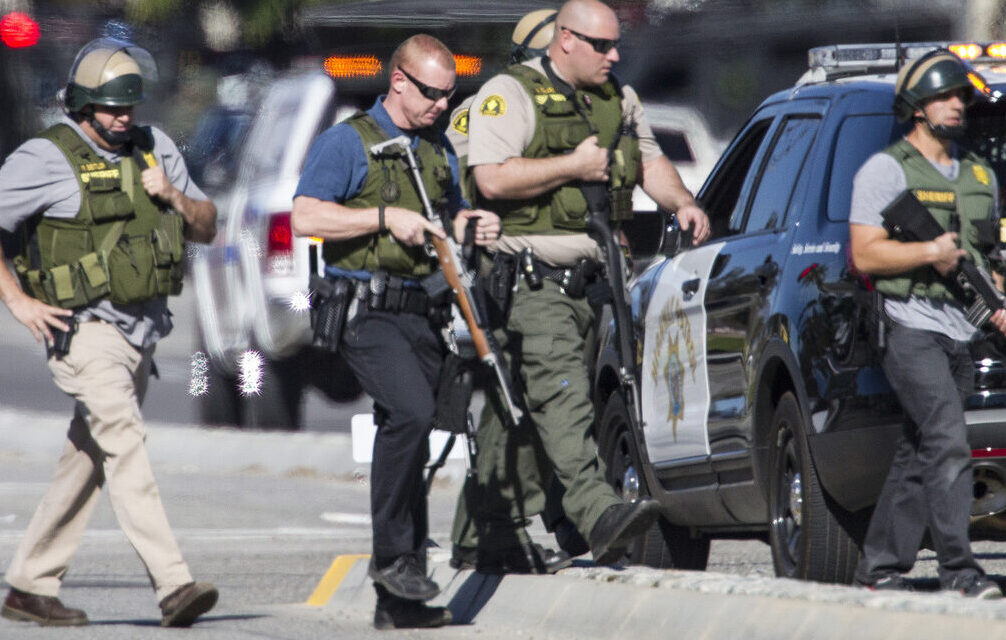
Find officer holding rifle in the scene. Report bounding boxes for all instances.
[454,0,710,569]
[849,49,1006,598]
[291,34,499,629]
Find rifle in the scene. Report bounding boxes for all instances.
[368,136,524,428]
[881,190,1005,328]
[582,182,644,432]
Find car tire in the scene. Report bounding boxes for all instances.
[601,392,710,570]
[767,391,860,583]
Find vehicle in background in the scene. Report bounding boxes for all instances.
[632,102,727,210]
[594,41,1006,583]
[183,104,252,197]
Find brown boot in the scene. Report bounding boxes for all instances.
[159,582,218,627]
[1,587,88,626]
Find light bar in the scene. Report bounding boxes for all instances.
[453,54,482,78]
[807,42,947,72]
[323,55,383,79]
[950,43,983,60]
[987,42,1006,59]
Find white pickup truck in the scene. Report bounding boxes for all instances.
[190,71,362,428]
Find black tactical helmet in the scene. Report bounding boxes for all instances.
[894,49,980,122]
[63,37,157,112]
[509,9,557,64]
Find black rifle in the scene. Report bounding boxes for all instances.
[881,190,1005,328]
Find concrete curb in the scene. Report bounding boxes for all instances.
[0,407,468,482]
[323,552,1006,640]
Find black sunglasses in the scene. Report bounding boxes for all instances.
[398,67,456,101]
[561,27,619,54]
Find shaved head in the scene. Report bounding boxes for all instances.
[389,34,455,76]
[553,0,618,44]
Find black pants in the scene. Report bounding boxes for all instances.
[855,323,983,587]
[341,306,443,560]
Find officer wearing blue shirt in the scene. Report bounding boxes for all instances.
[292,34,499,630]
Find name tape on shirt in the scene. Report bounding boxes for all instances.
[912,189,956,206]
[479,95,507,117]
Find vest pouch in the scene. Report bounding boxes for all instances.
[86,178,134,222]
[543,120,592,153]
[549,184,589,230]
[47,227,93,267]
[106,234,158,304]
[609,188,634,223]
[152,214,185,296]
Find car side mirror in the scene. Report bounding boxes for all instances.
[660,213,694,258]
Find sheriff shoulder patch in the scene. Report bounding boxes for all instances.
[452,109,469,136]
[479,94,506,117]
[973,164,991,186]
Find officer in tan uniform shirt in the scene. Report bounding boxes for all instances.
[452,0,710,569]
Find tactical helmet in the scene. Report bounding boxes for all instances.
[894,49,979,122]
[64,37,158,112]
[509,9,557,64]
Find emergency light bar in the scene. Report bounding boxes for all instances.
[323,54,484,80]
[803,41,1006,88]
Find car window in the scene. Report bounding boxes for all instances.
[700,119,773,240]
[653,130,694,163]
[827,114,902,222]
[741,116,821,233]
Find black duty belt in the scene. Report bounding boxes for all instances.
[359,272,432,315]
[495,250,604,298]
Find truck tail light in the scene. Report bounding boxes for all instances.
[266,212,294,276]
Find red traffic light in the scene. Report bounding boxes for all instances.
[1,12,40,48]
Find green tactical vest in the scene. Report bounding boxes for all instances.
[322,112,449,278]
[493,62,641,235]
[873,138,996,302]
[13,124,185,309]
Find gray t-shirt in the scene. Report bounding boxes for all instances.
[848,146,998,341]
[0,116,208,347]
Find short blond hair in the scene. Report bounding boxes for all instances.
[389,34,454,74]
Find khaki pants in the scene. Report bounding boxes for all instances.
[4,321,192,602]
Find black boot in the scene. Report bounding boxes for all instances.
[373,585,451,630]
[588,499,660,565]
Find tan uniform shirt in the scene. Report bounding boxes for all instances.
[468,57,659,267]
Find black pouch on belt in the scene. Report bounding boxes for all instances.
[482,253,516,329]
[435,351,476,434]
[310,274,352,353]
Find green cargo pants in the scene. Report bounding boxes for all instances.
[451,277,621,552]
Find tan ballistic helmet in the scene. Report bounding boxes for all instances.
[894,49,978,122]
[510,9,557,64]
[64,37,157,111]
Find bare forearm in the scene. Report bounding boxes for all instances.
[473,156,581,201]
[291,196,380,240]
[641,156,697,212]
[169,190,217,243]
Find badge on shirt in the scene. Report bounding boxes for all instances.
[479,95,507,117]
[452,109,469,136]
[973,164,991,186]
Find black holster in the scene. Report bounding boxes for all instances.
[310,274,353,353]
[482,253,516,329]
[47,315,77,360]
[435,351,476,434]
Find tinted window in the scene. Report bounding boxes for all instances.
[653,130,694,162]
[966,100,1006,196]
[741,116,821,233]
[827,114,902,222]
[700,119,772,240]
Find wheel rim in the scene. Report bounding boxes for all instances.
[771,424,802,576]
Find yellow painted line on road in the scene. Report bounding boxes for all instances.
[306,554,370,606]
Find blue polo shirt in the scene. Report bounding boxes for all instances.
[294,97,468,213]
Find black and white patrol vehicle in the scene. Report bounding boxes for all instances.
[595,42,1006,584]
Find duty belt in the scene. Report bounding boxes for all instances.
[496,250,604,298]
[358,271,432,315]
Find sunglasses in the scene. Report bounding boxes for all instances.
[398,67,456,102]
[561,27,619,54]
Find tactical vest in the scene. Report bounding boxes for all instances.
[13,124,184,309]
[322,112,449,278]
[494,62,641,235]
[873,138,996,302]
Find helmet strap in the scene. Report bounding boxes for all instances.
[84,108,133,146]
[915,112,966,141]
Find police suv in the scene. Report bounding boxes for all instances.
[595,42,1006,584]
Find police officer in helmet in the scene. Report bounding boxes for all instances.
[0,37,218,627]
[849,49,1006,598]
